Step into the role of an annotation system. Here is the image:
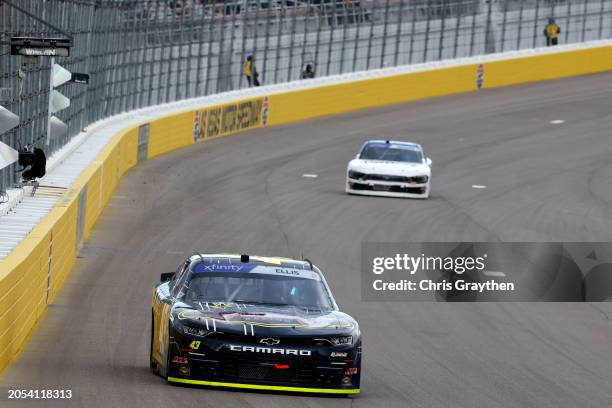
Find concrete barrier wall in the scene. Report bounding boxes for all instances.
[2,43,612,375]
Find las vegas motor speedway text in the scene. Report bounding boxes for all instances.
[373,279,515,293]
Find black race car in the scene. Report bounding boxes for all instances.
[150,254,361,395]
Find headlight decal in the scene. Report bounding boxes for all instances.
[330,336,353,345]
[348,170,365,180]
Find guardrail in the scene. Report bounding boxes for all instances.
[1,41,612,375]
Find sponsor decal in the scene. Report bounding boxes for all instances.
[229,345,312,356]
[196,264,245,273]
[260,338,281,345]
[342,376,351,384]
[193,98,263,142]
[262,96,269,126]
[275,268,301,276]
[178,366,190,376]
[172,356,189,364]
[345,367,358,375]
[274,364,290,369]
[331,351,348,358]
[477,64,484,89]
[193,111,200,143]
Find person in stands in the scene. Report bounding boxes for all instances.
[544,18,561,46]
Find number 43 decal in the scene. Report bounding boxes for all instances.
[189,340,201,350]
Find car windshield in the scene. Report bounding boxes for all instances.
[360,144,422,163]
[180,272,334,311]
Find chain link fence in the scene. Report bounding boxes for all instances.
[2,0,612,194]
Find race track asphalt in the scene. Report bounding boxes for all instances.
[2,72,612,408]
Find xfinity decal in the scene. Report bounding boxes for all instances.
[229,345,312,356]
[194,263,256,273]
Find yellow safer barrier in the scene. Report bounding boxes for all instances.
[1,44,612,375]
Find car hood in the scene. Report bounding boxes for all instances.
[348,159,430,176]
[172,302,357,336]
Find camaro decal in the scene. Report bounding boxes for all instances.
[229,345,312,356]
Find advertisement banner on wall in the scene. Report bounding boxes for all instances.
[193,97,264,143]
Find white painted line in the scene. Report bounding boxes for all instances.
[302,174,318,178]
[550,120,565,124]
[482,270,506,277]
[472,184,487,189]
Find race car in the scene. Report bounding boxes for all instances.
[346,140,432,199]
[150,253,361,395]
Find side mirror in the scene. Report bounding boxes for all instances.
[426,157,432,166]
[160,272,175,282]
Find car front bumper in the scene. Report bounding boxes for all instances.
[346,178,429,198]
[167,334,361,395]
[168,377,360,394]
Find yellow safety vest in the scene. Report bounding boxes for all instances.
[245,61,252,77]
[546,24,559,39]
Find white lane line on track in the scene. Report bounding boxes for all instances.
[482,271,506,277]
[472,184,487,189]
[550,120,566,124]
[302,174,318,178]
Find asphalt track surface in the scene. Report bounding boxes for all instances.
[3,73,612,408]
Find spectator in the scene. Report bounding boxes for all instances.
[302,64,315,79]
[245,55,253,86]
[245,56,260,87]
[544,18,561,46]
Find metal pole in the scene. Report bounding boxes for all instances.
[380,0,391,68]
[351,1,363,70]
[500,0,508,52]
[408,1,417,63]
[468,0,477,57]
[365,0,376,69]
[516,0,524,50]
[46,56,54,147]
[438,0,448,61]
[565,0,572,44]
[599,0,606,40]
[393,0,404,67]
[272,0,283,84]
[338,0,350,73]
[581,0,589,42]
[326,0,336,76]
[532,0,541,49]
[452,1,461,58]
[422,2,432,62]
